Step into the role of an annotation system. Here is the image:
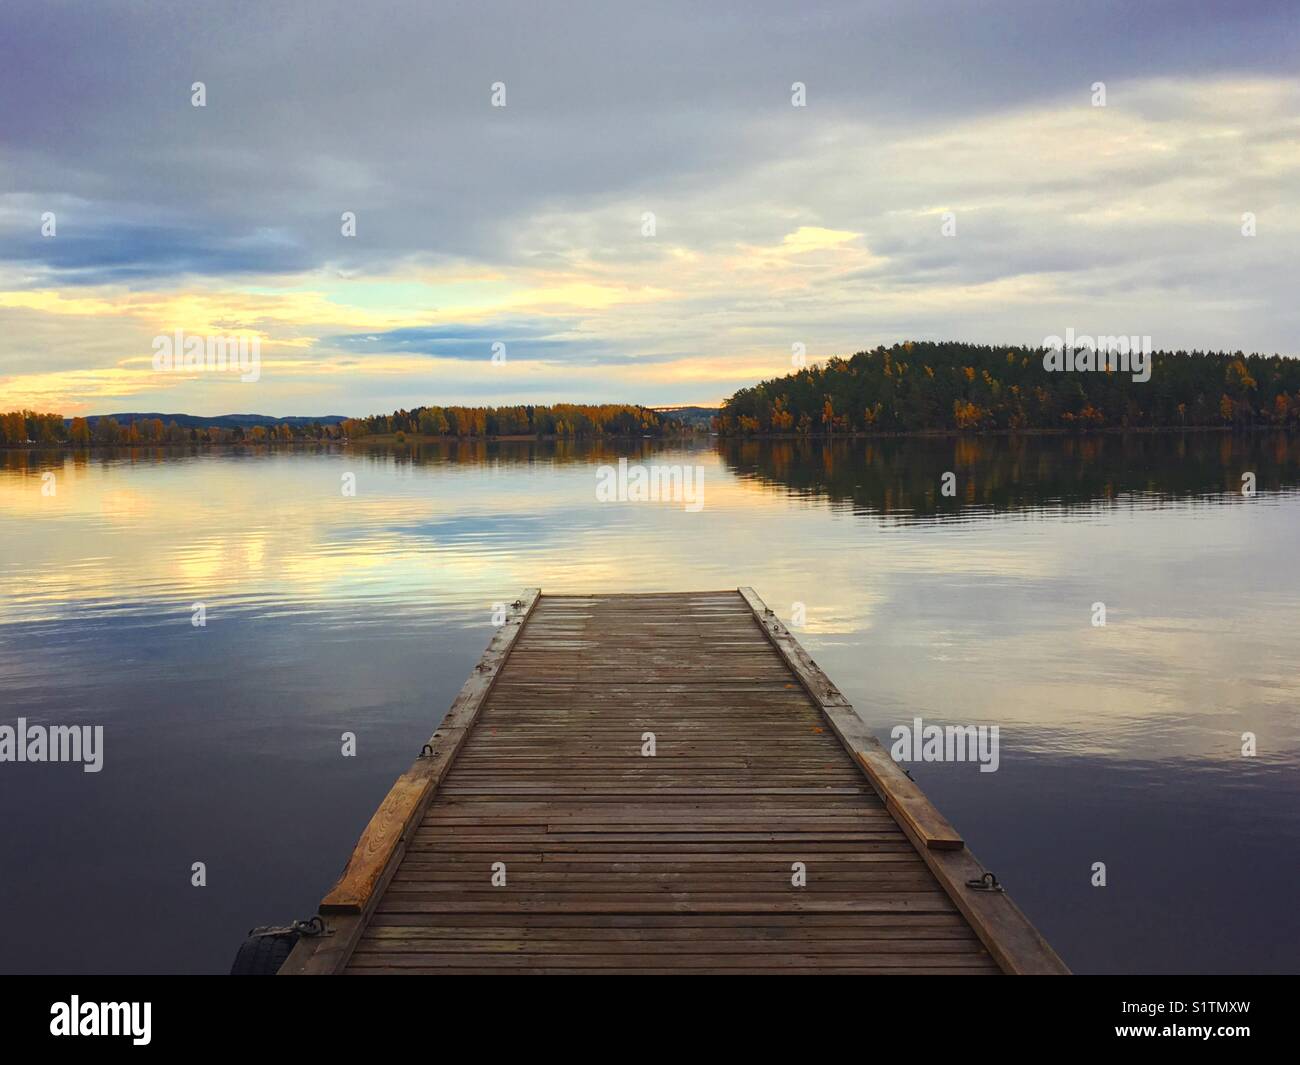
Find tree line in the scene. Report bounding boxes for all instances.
[0,403,685,446]
[340,403,682,439]
[0,412,346,446]
[715,342,1300,434]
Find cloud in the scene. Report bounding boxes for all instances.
[0,2,1297,413]
[327,319,610,363]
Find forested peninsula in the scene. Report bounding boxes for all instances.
[715,342,1300,434]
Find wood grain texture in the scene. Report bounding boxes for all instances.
[288,589,1063,975]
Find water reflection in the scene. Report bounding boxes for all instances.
[719,431,1300,520]
[0,435,1296,974]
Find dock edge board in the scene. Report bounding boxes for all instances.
[278,588,541,975]
[736,586,1069,975]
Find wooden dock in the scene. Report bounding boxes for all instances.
[282,590,1066,975]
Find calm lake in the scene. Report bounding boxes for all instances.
[1,433,1297,974]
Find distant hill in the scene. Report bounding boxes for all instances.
[652,405,719,429]
[71,413,350,429]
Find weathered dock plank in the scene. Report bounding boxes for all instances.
[282,590,1065,975]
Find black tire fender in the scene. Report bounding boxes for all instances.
[230,929,299,975]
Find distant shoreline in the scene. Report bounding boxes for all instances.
[0,431,697,451]
[4,423,1294,452]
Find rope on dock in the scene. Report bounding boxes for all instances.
[247,916,327,940]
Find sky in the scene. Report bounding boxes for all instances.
[1,0,1297,417]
